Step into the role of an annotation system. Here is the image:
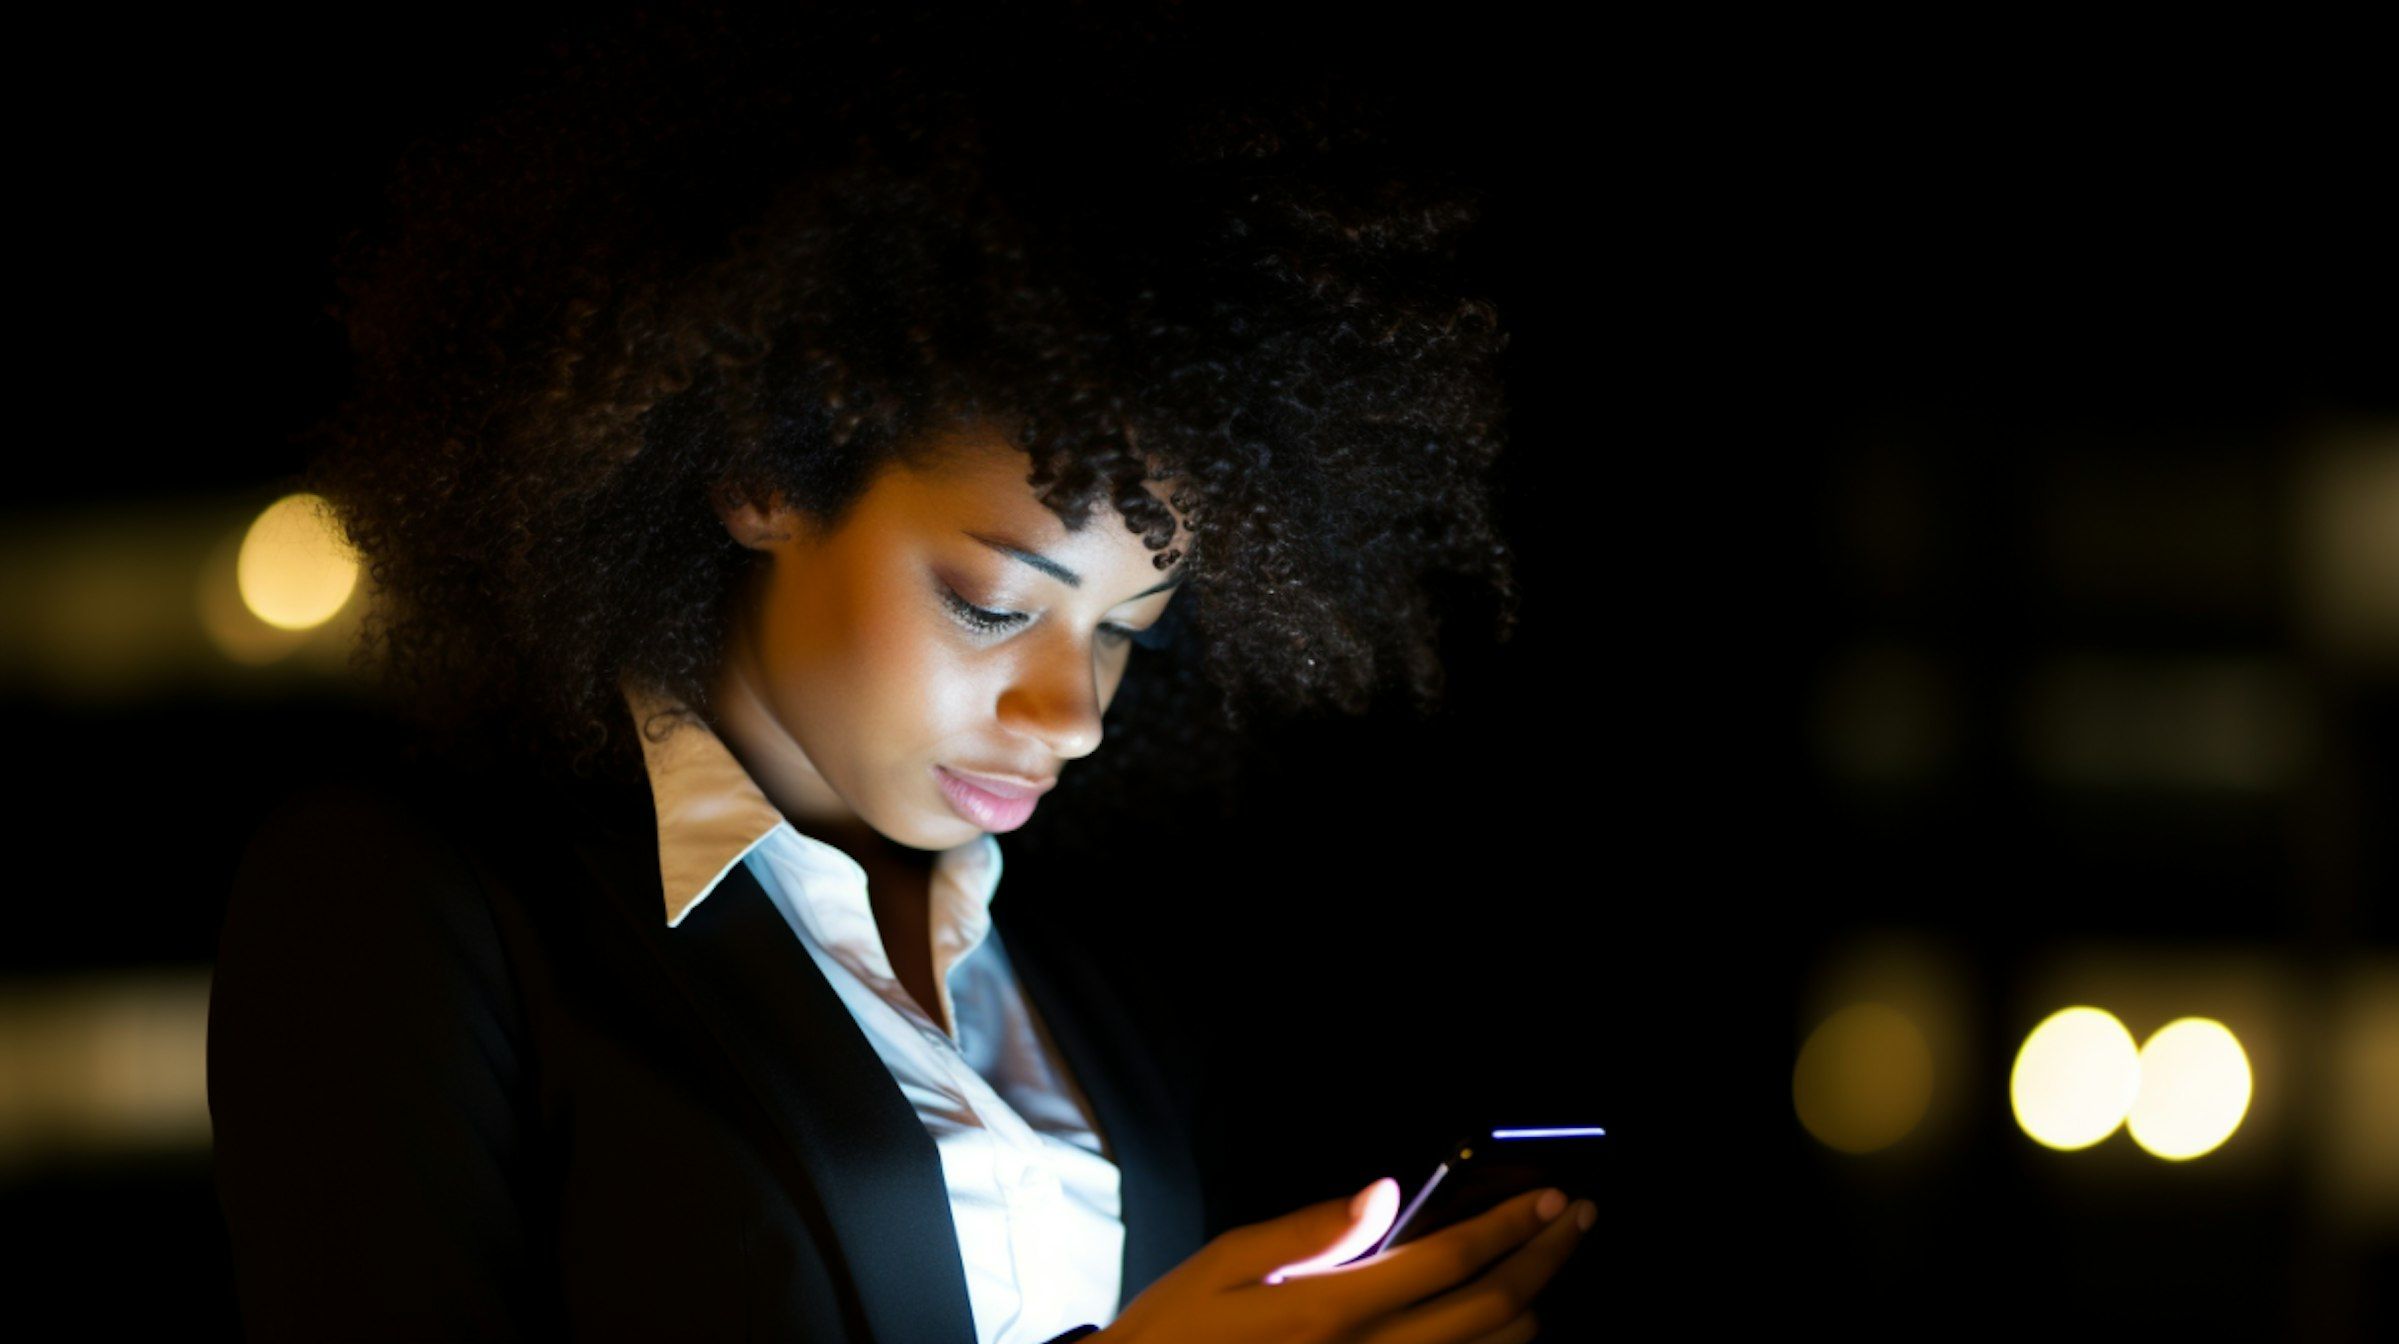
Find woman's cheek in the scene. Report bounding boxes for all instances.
[914,655,989,732]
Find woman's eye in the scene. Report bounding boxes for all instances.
[939,585,1026,636]
[940,582,1167,651]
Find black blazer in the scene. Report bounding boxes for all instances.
[207,749,1209,1342]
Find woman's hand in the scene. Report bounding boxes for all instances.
[1094,1177,1593,1344]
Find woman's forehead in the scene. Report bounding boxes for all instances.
[893,425,1192,543]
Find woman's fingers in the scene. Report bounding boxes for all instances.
[1365,1197,1590,1344]
[1301,1186,1569,1324]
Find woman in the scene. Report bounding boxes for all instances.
[208,7,1590,1341]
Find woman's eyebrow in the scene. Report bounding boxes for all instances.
[965,530,1187,598]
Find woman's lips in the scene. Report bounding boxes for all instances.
[935,764,1046,831]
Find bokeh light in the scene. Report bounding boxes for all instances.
[2127,1017,2253,1160]
[235,493,357,630]
[1794,1001,1934,1153]
[2011,1006,2141,1151]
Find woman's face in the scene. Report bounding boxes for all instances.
[708,423,1192,858]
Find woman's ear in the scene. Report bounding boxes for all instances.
[711,483,802,552]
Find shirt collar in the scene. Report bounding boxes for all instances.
[620,678,1003,931]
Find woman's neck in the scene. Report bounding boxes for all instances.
[705,604,936,885]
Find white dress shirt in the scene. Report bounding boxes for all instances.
[623,683,1125,1343]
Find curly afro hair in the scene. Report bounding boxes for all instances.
[301,1,1519,860]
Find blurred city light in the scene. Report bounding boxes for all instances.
[0,970,213,1178]
[2030,444,2275,626]
[1794,1001,1934,1153]
[2126,1016,2252,1161]
[234,492,356,631]
[2319,961,2399,1228]
[2017,655,2316,792]
[1812,643,1957,784]
[0,492,368,698]
[1798,935,1970,1159]
[2020,947,2293,1173]
[2011,1006,2141,1151]
[2294,428,2399,668]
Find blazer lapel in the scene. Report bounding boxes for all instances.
[990,897,1209,1313]
[560,774,979,1344]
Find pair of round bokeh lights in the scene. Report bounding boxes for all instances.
[2009,1007,2252,1159]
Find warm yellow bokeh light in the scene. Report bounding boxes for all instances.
[236,493,357,630]
[1794,1002,1934,1153]
[2011,1006,2141,1150]
[2128,1017,2252,1160]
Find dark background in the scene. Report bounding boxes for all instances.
[7,3,2393,1338]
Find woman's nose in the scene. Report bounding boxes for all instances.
[997,637,1107,761]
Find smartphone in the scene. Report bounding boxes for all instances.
[1356,1124,1610,1259]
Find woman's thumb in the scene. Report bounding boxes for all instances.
[1259,1178,1399,1286]
[1350,1178,1393,1221]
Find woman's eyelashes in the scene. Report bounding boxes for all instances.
[937,581,1169,650]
